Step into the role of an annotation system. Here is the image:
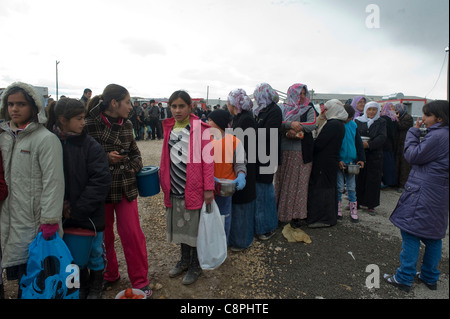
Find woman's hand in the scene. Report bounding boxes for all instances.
[414,117,424,129]
[108,151,125,164]
[356,161,365,169]
[204,190,214,204]
[290,121,303,133]
[363,141,369,149]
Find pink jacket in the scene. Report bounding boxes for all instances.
[160,114,215,210]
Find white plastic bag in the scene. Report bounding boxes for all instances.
[197,200,227,270]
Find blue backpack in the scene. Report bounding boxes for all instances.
[20,232,79,299]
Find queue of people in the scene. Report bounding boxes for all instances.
[0,81,448,298]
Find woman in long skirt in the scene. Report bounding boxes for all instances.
[275,83,317,228]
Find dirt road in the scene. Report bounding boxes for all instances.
[2,139,448,300]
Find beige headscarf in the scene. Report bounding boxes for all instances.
[324,99,348,121]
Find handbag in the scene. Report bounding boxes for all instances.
[197,200,227,270]
[20,232,79,299]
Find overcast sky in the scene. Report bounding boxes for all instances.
[1,0,448,101]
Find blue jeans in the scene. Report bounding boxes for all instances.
[63,232,105,271]
[394,230,442,286]
[214,195,232,244]
[337,170,356,202]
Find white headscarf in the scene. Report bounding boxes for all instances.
[324,99,348,121]
[355,101,380,128]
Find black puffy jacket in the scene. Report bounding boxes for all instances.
[59,132,112,232]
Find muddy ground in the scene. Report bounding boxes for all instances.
[2,139,448,301]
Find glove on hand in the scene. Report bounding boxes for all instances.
[232,172,246,191]
[40,223,59,240]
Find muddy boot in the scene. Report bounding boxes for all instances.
[182,247,202,285]
[337,201,343,220]
[350,201,359,223]
[78,267,90,299]
[87,269,104,299]
[169,244,190,278]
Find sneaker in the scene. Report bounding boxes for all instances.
[383,274,411,292]
[230,246,245,252]
[139,285,153,298]
[367,208,376,216]
[258,231,275,241]
[415,272,437,290]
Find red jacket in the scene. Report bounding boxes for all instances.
[160,114,215,209]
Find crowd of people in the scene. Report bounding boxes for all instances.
[0,80,448,299]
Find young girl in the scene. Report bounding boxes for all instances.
[355,101,387,215]
[46,98,112,299]
[207,109,246,242]
[0,82,65,298]
[84,84,151,297]
[385,100,449,292]
[337,104,366,222]
[161,90,215,285]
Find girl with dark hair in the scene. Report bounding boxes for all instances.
[84,84,151,297]
[47,98,112,299]
[160,90,215,285]
[385,100,449,292]
[0,82,64,298]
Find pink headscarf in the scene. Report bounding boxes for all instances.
[351,96,366,118]
[227,88,253,113]
[281,83,310,122]
[381,102,397,122]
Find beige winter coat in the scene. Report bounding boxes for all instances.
[0,82,64,268]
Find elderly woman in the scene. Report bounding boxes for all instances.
[253,83,282,240]
[275,83,317,228]
[355,102,387,215]
[394,103,413,193]
[227,88,257,251]
[306,99,347,228]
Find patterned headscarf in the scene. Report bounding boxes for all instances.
[281,83,310,122]
[253,83,279,117]
[381,102,397,122]
[394,103,407,118]
[351,96,367,118]
[227,88,253,114]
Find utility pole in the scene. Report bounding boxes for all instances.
[206,86,209,105]
[56,60,60,100]
[446,46,449,101]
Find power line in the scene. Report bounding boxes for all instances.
[425,50,448,98]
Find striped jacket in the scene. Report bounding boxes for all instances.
[84,104,143,203]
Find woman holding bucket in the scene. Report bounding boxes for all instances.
[160,90,215,285]
[84,84,151,297]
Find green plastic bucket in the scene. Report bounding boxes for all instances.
[136,166,160,197]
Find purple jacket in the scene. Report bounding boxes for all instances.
[390,124,449,240]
